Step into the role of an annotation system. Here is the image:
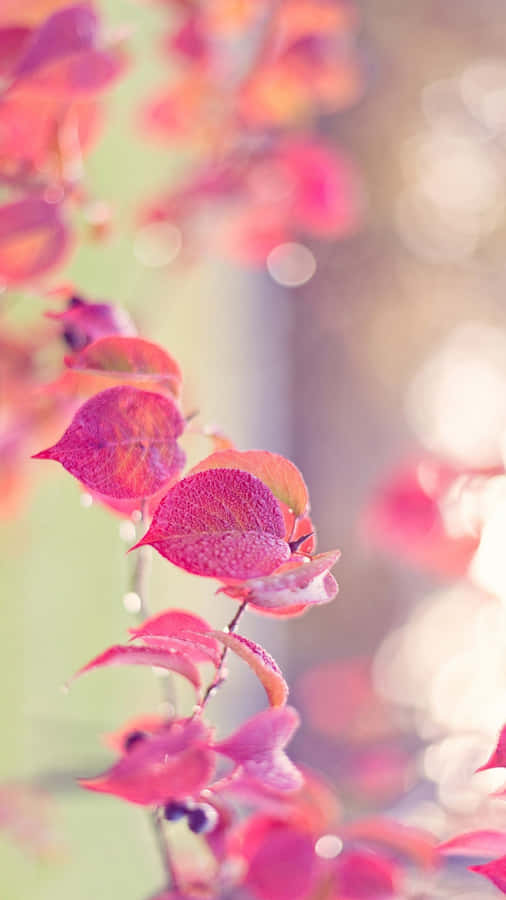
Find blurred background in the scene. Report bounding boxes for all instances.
[3,1,506,898]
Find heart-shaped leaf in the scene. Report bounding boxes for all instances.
[33,385,186,499]
[210,631,288,707]
[189,449,309,517]
[134,468,290,580]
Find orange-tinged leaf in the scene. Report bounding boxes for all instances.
[64,335,182,399]
[189,449,309,517]
[210,631,288,707]
[0,0,70,27]
[0,196,70,284]
[68,644,202,693]
[33,385,185,499]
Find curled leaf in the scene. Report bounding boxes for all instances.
[210,631,288,707]
[239,550,340,613]
[189,449,309,517]
[214,706,302,792]
[134,468,290,580]
[33,385,186,498]
[69,644,201,693]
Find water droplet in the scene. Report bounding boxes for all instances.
[315,834,343,859]
[266,242,316,287]
[80,492,93,508]
[131,509,142,523]
[134,222,182,267]
[123,591,141,614]
[119,520,136,543]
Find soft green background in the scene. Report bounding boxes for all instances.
[0,4,283,898]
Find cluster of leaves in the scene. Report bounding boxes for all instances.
[362,456,506,896]
[0,1,125,285]
[139,0,363,266]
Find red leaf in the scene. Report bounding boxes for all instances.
[189,449,309,517]
[476,724,506,772]
[135,468,290,580]
[33,385,186,499]
[470,856,506,894]
[63,336,182,399]
[81,717,215,806]
[69,644,201,693]
[129,609,221,666]
[439,830,506,859]
[213,706,302,792]
[210,631,288,707]
[0,27,31,76]
[0,195,70,284]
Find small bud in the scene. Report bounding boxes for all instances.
[163,801,188,822]
[187,803,219,834]
[123,730,147,751]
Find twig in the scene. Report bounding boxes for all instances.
[199,598,249,710]
[151,808,179,892]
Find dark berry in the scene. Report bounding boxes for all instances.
[163,801,188,822]
[123,729,147,751]
[187,803,218,834]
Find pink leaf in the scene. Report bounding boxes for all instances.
[470,856,506,893]
[189,449,309,518]
[64,335,182,399]
[210,631,288,707]
[346,818,437,869]
[33,385,185,499]
[134,469,290,580]
[129,610,221,666]
[439,831,506,859]
[231,550,340,613]
[476,725,506,772]
[214,706,302,792]
[13,4,97,79]
[81,717,215,806]
[245,821,318,900]
[69,644,201,693]
[47,294,136,352]
[0,195,70,284]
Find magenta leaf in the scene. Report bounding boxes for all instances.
[189,449,309,518]
[129,610,221,666]
[81,717,215,806]
[134,468,290,580]
[69,644,201,693]
[476,725,506,772]
[334,849,400,899]
[470,856,506,894]
[213,706,302,792]
[13,4,97,79]
[439,831,506,859]
[245,822,318,900]
[33,385,186,498]
[46,294,136,351]
[210,631,288,707]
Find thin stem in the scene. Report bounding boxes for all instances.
[199,598,249,710]
[151,808,179,892]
